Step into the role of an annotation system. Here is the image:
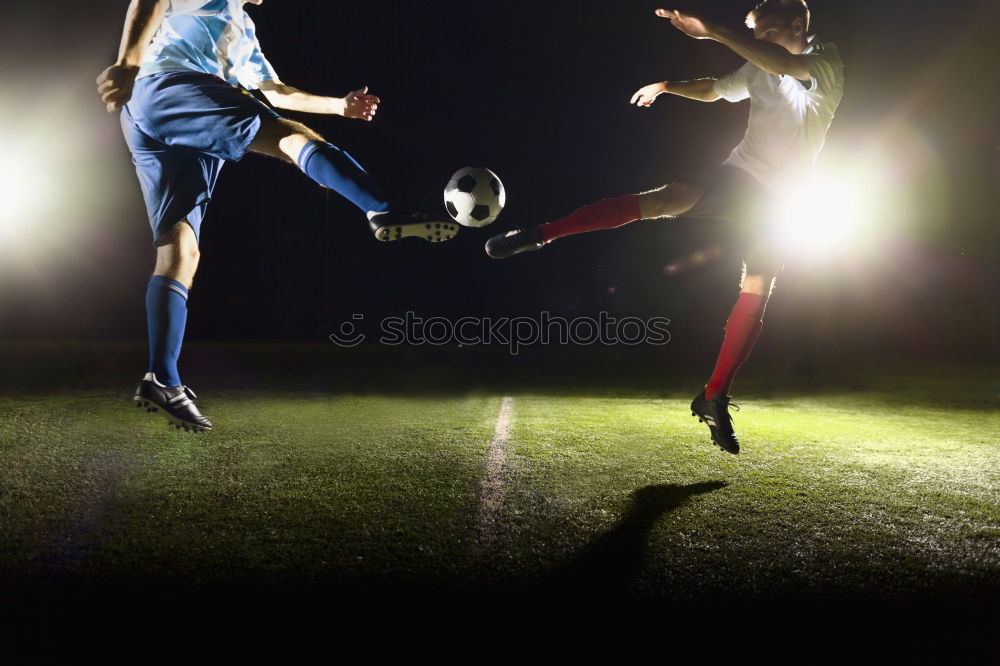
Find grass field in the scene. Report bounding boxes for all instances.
[1,342,998,642]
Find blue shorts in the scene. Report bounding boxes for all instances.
[121,70,282,247]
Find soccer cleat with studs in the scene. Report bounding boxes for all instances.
[134,372,213,433]
[368,210,459,243]
[484,226,545,259]
[690,389,740,454]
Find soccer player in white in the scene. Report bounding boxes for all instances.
[485,0,845,453]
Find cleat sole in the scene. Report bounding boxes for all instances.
[374,222,458,244]
[134,396,212,433]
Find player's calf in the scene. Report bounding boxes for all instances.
[290,140,459,243]
[637,182,703,219]
[484,194,643,259]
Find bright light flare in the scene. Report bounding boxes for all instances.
[0,87,134,269]
[0,131,58,243]
[0,160,49,241]
[769,172,870,257]
[0,149,49,240]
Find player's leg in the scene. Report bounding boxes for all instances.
[152,218,201,288]
[485,182,705,259]
[249,117,388,212]
[246,116,321,162]
[134,219,213,432]
[249,117,457,243]
[706,243,784,401]
[147,219,199,390]
[691,241,784,454]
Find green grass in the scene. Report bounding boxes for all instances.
[1,393,498,587]
[497,393,998,601]
[1,358,997,612]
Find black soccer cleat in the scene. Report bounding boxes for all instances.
[484,226,545,259]
[690,389,740,454]
[134,372,213,433]
[369,210,459,243]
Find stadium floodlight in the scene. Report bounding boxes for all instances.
[0,147,47,241]
[769,172,867,256]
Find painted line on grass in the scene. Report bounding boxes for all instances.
[473,396,513,555]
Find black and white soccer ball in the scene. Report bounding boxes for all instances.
[443,167,505,228]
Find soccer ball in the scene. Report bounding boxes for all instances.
[443,167,505,227]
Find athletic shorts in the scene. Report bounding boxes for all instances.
[121,70,282,247]
[680,166,785,275]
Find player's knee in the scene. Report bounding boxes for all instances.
[743,243,784,282]
[740,272,776,296]
[277,133,310,158]
[155,223,199,269]
[252,119,321,160]
[174,248,199,280]
[181,244,200,266]
[268,126,323,163]
[743,258,783,281]
[638,183,702,219]
[156,245,199,273]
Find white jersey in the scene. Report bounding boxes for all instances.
[712,36,844,193]
[137,0,278,90]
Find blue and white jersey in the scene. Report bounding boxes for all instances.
[137,0,278,89]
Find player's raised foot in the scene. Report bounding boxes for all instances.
[368,210,459,243]
[134,372,213,433]
[690,389,740,454]
[484,226,545,259]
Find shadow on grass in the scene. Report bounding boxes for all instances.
[546,480,727,595]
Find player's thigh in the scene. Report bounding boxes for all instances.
[128,72,280,161]
[155,217,198,248]
[743,237,785,281]
[124,112,223,253]
[638,182,705,219]
[248,117,324,161]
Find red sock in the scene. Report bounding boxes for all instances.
[705,292,767,400]
[540,194,642,243]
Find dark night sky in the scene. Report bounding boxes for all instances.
[1,0,997,359]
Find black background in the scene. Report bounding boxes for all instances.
[1,0,997,363]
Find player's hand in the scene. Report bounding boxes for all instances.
[630,82,668,107]
[96,63,140,113]
[343,86,380,121]
[655,9,714,40]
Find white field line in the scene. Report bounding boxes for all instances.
[473,396,513,553]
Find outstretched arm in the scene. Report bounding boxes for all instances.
[631,78,720,106]
[96,0,167,112]
[257,82,380,121]
[655,8,811,81]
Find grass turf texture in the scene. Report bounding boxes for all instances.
[0,344,997,631]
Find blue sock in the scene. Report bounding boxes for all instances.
[146,276,188,387]
[297,140,391,214]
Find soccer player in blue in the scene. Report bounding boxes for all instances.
[97,0,458,432]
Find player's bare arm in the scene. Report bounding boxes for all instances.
[97,0,167,112]
[258,82,380,121]
[630,79,721,106]
[655,8,811,81]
